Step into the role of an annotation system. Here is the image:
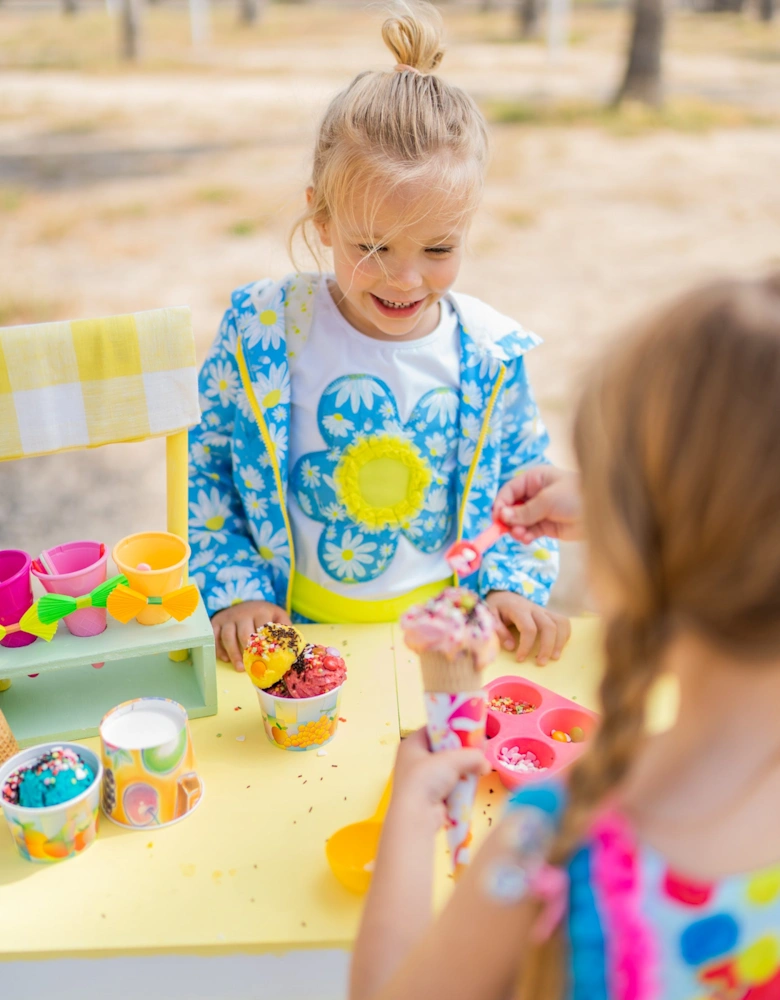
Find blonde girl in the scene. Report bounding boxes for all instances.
[350,274,780,1000]
[189,3,568,669]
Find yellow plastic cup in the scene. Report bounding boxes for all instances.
[112,532,190,625]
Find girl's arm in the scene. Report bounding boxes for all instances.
[189,307,276,614]
[478,357,559,608]
[351,733,541,1000]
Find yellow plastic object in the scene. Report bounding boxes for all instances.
[112,532,190,625]
[326,775,393,894]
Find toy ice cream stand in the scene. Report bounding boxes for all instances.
[0,309,618,999]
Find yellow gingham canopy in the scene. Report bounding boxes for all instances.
[0,307,200,461]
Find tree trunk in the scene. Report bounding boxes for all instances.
[614,0,665,107]
[518,0,542,36]
[759,0,775,21]
[120,0,142,60]
[238,0,260,24]
[62,0,78,14]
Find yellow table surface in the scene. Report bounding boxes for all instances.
[0,618,627,962]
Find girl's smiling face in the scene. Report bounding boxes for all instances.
[313,179,469,342]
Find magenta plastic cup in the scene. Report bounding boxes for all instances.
[32,541,108,638]
[0,550,35,648]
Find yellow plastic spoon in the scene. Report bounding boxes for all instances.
[326,776,393,894]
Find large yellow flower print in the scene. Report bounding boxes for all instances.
[291,375,459,584]
[334,434,431,530]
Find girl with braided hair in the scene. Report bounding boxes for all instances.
[351,273,780,1000]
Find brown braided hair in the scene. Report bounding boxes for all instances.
[517,273,780,999]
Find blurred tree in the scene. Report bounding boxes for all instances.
[614,0,665,106]
[120,0,142,59]
[518,0,542,36]
[62,0,79,13]
[239,0,262,24]
[759,0,775,20]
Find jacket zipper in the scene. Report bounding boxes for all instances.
[236,335,296,615]
[454,363,506,584]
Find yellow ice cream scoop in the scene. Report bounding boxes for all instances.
[243,623,305,689]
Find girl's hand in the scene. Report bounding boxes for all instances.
[211,600,292,671]
[485,591,571,665]
[390,729,490,834]
[494,466,583,543]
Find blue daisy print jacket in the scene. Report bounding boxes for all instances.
[188,273,559,622]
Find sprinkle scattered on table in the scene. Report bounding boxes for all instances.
[339,717,347,723]
[317,749,328,757]
[216,733,222,738]
[308,806,313,813]
[147,842,153,848]
[234,706,242,711]
[236,735,245,742]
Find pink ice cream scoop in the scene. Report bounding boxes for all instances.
[283,644,347,699]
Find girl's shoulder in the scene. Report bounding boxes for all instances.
[447,291,542,360]
[225,272,326,317]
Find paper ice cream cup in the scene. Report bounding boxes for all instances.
[0,742,101,864]
[99,698,203,828]
[112,532,190,625]
[256,682,345,751]
[424,689,487,872]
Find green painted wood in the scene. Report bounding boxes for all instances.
[0,599,213,676]
[0,598,217,746]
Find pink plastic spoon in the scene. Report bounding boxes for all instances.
[445,519,511,577]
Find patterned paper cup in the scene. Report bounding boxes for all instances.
[256,683,345,751]
[0,742,101,863]
[99,698,203,828]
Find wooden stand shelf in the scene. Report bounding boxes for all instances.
[0,596,217,746]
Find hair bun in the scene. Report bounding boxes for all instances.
[382,2,445,74]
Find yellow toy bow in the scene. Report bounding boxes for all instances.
[0,606,57,643]
[107,584,199,624]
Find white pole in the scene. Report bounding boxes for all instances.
[189,0,210,48]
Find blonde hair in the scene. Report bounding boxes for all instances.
[290,2,489,265]
[517,274,780,999]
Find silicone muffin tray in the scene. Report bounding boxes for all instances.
[483,675,599,791]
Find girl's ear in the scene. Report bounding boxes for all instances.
[306,187,333,247]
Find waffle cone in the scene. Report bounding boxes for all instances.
[420,651,482,694]
[0,708,19,767]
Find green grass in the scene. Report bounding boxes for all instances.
[484,97,777,135]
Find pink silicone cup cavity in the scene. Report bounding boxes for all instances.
[31,541,108,638]
[483,675,599,791]
[0,549,35,647]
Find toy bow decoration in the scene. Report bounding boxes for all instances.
[0,606,57,643]
[35,574,129,626]
[107,583,199,624]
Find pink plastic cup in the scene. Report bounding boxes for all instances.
[31,541,108,638]
[0,550,35,648]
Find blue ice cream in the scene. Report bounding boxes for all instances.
[2,747,95,808]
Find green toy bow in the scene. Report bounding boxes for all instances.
[36,574,128,626]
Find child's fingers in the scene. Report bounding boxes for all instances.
[512,610,538,662]
[271,607,293,626]
[213,623,229,664]
[220,621,243,671]
[493,612,516,651]
[534,613,557,665]
[551,615,572,660]
[237,617,256,653]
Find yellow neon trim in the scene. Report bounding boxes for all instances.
[455,363,506,584]
[236,336,295,615]
[292,572,452,625]
[75,595,91,610]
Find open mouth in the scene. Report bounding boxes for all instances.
[370,294,426,319]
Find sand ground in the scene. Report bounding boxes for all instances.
[1,3,779,611]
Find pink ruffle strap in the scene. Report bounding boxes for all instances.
[590,808,657,1000]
